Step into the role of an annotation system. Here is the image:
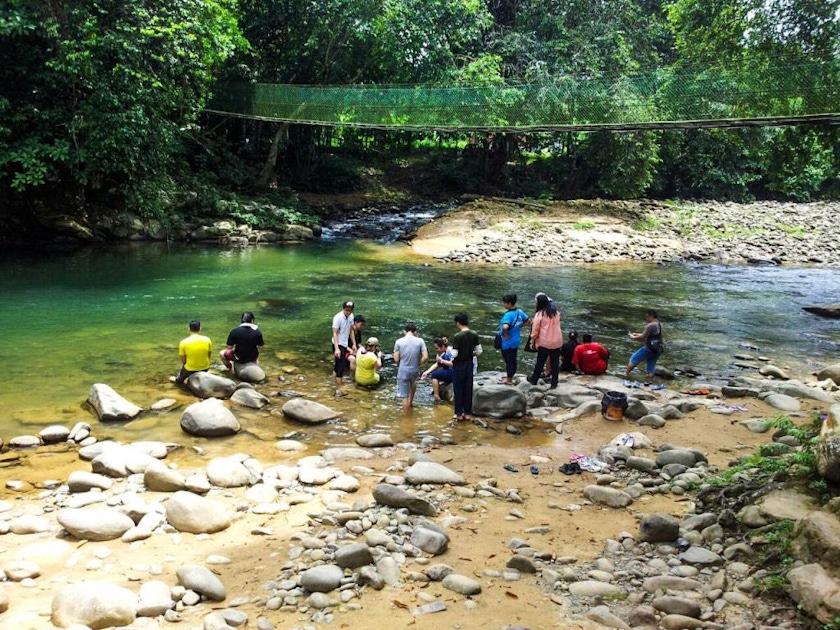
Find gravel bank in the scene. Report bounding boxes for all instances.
[413,199,840,266]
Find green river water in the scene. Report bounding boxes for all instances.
[0,241,838,469]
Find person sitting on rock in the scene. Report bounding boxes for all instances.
[354,337,383,388]
[572,333,610,375]
[220,311,264,371]
[175,320,212,384]
[420,337,454,403]
[559,330,579,373]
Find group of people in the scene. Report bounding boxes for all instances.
[328,294,664,417]
[496,294,664,384]
[174,298,663,418]
[175,312,265,384]
[330,300,483,419]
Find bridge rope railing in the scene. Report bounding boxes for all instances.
[204,62,840,132]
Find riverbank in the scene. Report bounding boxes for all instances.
[1,365,838,629]
[410,198,840,266]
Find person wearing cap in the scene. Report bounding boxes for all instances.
[420,337,454,403]
[331,300,357,397]
[175,320,212,384]
[220,311,264,371]
[393,321,428,413]
[354,337,383,388]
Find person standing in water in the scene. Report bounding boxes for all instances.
[451,312,482,421]
[331,300,356,397]
[498,293,529,384]
[626,309,663,383]
[393,322,428,413]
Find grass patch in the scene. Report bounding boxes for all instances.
[776,223,810,237]
[573,220,595,230]
[704,226,765,239]
[633,216,661,231]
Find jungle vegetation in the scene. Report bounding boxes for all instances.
[1,0,839,234]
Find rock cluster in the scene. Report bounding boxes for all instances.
[431,200,840,266]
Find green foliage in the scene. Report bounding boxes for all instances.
[0,0,244,218]
[579,131,661,198]
[762,128,836,201]
[296,154,363,193]
[633,216,662,231]
[707,414,822,487]
[573,221,595,230]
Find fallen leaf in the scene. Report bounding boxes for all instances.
[505,591,519,599]
[393,600,408,609]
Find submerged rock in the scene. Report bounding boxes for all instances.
[87,383,143,422]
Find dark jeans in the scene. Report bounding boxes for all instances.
[175,366,206,385]
[530,347,560,388]
[501,348,518,379]
[452,362,474,416]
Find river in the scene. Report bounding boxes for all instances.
[0,240,838,465]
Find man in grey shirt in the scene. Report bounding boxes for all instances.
[393,321,428,413]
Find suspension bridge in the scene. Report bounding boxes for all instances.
[204,62,840,133]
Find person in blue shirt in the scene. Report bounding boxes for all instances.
[498,293,530,384]
[420,337,454,403]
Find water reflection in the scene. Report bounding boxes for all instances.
[0,243,837,461]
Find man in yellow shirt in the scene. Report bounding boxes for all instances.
[354,337,382,388]
[175,320,212,384]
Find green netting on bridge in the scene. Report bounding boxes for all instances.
[205,62,840,132]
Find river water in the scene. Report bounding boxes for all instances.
[0,240,838,466]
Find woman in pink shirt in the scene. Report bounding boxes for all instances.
[527,293,563,388]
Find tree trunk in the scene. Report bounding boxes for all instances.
[254,123,289,189]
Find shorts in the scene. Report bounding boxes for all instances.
[630,346,660,374]
[397,372,419,398]
[356,373,382,389]
[333,345,351,377]
[430,368,453,383]
[222,348,235,362]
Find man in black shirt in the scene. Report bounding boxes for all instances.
[220,311,264,370]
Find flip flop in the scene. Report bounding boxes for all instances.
[504,463,519,473]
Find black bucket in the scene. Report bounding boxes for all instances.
[601,391,628,421]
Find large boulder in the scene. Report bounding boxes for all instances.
[52,582,138,629]
[372,484,437,516]
[405,461,466,486]
[185,372,237,399]
[282,398,342,424]
[818,405,840,483]
[165,491,231,534]
[234,362,266,383]
[57,507,135,541]
[231,387,270,409]
[544,385,602,409]
[180,398,240,437]
[818,364,840,386]
[472,384,527,418]
[803,305,840,319]
[87,383,143,422]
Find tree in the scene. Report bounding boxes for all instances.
[0,0,243,223]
